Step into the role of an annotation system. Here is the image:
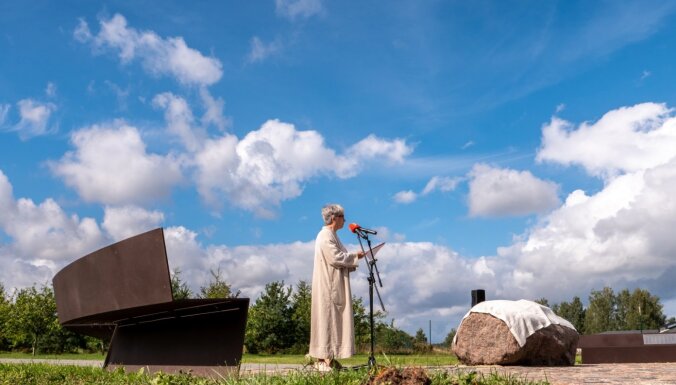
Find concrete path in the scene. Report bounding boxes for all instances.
[2,358,676,384]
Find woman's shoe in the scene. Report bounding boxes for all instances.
[313,360,332,372]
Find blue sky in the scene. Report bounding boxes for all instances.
[3,1,676,339]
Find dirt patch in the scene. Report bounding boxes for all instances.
[367,367,431,385]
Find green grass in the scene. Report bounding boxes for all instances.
[0,363,550,385]
[0,352,105,360]
[242,352,459,366]
[0,351,459,366]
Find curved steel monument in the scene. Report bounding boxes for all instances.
[52,228,249,376]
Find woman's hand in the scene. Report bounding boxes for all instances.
[357,251,366,259]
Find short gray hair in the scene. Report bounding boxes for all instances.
[322,204,344,225]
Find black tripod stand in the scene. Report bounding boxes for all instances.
[354,231,385,368]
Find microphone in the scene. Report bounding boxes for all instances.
[349,223,377,235]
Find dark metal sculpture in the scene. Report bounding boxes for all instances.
[52,228,249,376]
[579,332,676,363]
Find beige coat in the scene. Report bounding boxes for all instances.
[309,226,360,359]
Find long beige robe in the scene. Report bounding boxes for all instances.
[309,226,360,359]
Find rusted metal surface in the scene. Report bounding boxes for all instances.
[52,228,249,375]
[53,228,173,325]
[580,332,676,363]
[105,300,248,368]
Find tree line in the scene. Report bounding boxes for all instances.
[535,286,674,334]
[1,273,673,355]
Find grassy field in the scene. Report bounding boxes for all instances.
[0,363,551,385]
[0,351,460,366]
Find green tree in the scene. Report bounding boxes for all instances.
[0,283,9,350]
[352,296,370,351]
[555,296,586,334]
[413,328,430,353]
[414,328,427,344]
[375,323,413,353]
[245,281,293,354]
[199,268,240,299]
[534,297,550,307]
[585,287,616,334]
[289,280,311,353]
[616,288,665,331]
[170,268,192,300]
[6,285,58,355]
[443,328,457,348]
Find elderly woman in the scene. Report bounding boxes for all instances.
[309,204,365,371]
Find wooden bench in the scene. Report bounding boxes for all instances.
[52,228,249,376]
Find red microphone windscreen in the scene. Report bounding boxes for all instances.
[349,223,360,233]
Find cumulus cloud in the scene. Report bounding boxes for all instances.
[159,224,502,336]
[468,164,560,217]
[199,87,230,132]
[159,107,413,216]
[247,36,283,63]
[338,134,412,178]
[503,103,676,304]
[194,119,338,217]
[8,99,57,140]
[275,0,323,20]
[163,226,311,298]
[50,121,183,205]
[537,102,676,179]
[102,205,164,241]
[0,169,106,283]
[75,14,223,86]
[153,92,206,152]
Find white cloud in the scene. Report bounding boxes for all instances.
[160,225,500,337]
[102,205,164,241]
[393,190,417,204]
[163,226,309,297]
[76,14,223,86]
[0,169,106,285]
[50,121,183,205]
[338,134,413,178]
[189,119,412,217]
[0,104,9,126]
[153,92,206,152]
[421,176,461,195]
[468,164,560,217]
[199,87,230,132]
[537,102,676,179]
[247,36,283,63]
[10,99,57,140]
[275,0,323,20]
[194,119,337,217]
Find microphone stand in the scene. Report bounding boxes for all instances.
[355,230,385,369]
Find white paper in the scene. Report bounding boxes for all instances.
[363,242,385,259]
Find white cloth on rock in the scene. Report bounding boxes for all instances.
[309,226,360,359]
[458,299,576,347]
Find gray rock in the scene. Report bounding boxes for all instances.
[452,312,578,366]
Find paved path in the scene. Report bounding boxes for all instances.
[2,359,676,384]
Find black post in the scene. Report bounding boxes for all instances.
[471,289,485,307]
[355,232,384,369]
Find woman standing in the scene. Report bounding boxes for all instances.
[309,204,365,371]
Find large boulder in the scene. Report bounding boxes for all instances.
[452,300,579,366]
